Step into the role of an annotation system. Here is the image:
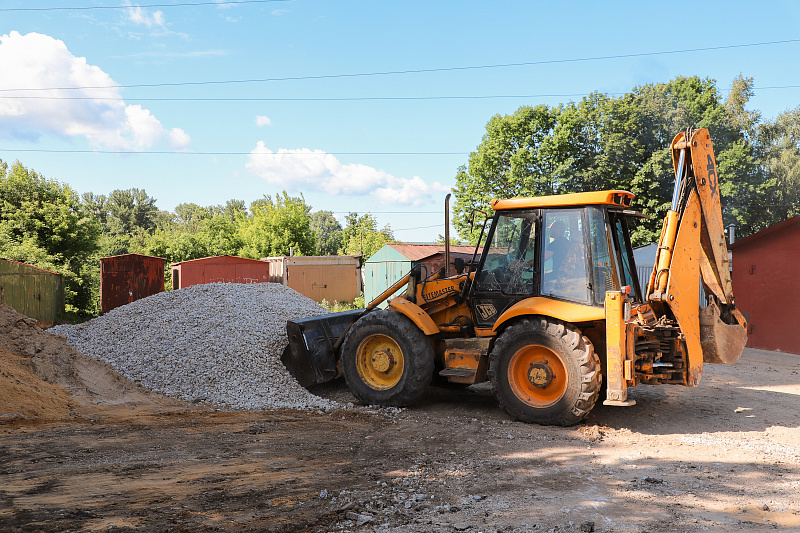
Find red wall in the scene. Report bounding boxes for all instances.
[731,223,800,354]
[101,254,165,314]
[172,256,269,289]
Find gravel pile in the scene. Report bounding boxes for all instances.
[50,282,340,411]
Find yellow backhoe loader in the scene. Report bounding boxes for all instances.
[282,128,747,425]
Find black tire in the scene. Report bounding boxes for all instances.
[340,309,435,407]
[488,317,602,426]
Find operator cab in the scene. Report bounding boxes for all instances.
[468,191,643,328]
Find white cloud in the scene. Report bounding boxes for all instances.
[168,128,191,151]
[246,143,450,205]
[0,31,190,151]
[255,115,272,127]
[125,3,166,29]
[374,175,451,206]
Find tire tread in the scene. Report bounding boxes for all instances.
[489,317,602,426]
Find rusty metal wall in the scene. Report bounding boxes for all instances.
[171,256,270,289]
[0,259,64,326]
[731,222,800,354]
[101,254,166,314]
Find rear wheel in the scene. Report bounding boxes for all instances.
[488,317,601,426]
[341,309,434,406]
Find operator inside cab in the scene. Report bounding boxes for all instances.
[544,219,569,273]
[541,210,588,302]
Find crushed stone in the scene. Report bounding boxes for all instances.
[50,282,339,411]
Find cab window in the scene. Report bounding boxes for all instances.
[475,210,537,295]
[588,207,616,305]
[609,212,642,301]
[541,209,590,304]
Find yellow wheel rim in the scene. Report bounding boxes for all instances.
[356,334,405,390]
[508,345,567,408]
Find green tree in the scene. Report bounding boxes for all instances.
[339,213,394,259]
[310,210,343,255]
[238,192,316,258]
[453,104,562,243]
[0,160,100,315]
[83,188,160,258]
[751,104,800,232]
[135,200,247,283]
[626,76,739,243]
[173,202,216,231]
[221,199,247,222]
[454,76,764,245]
[196,215,243,257]
[82,192,108,225]
[106,188,158,236]
[138,228,207,264]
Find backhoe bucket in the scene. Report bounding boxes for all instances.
[699,303,747,364]
[281,309,365,388]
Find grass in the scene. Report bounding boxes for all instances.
[320,294,365,313]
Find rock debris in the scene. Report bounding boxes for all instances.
[50,282,338,411]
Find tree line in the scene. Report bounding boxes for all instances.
[0,162,394,317]
[453,75,800,245]
[3,75,798,317]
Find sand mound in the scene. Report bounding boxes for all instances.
[0,304,172,423]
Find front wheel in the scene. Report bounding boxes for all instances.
[340,309,434,407]
[488,317,601,426]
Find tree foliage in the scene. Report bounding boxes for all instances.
[310,210,343,255]
[237,192,316,258]
[105,188,158,236]
[751,103,800,231]
[0,160,100,314]
[453,75,789,245]
[339,213,394,259]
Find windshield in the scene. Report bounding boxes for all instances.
[475,210,537,295]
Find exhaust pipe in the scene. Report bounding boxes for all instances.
[445,193,451,277]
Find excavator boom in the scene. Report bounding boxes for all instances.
[647,128,747,372]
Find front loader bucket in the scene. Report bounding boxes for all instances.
[699,303,747,364]
[281,309,365,388]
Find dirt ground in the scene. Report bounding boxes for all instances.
[1,305,799,532]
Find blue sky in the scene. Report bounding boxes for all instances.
[2,1,800,242]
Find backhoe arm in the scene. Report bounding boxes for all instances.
[646,129,747,383]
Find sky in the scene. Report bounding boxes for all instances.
[2,0,800,243]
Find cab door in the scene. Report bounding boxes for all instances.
[469,209,539,328]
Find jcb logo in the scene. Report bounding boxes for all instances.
[706,154,718,198]
[476,303,497,321]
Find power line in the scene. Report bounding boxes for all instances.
[0,94,589,101]
[0,0,290,12]
[329,211,440,214]
[393,224,443,232]
[3,85,800,102]
[3,38,800,93]
[0,148,467,155]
